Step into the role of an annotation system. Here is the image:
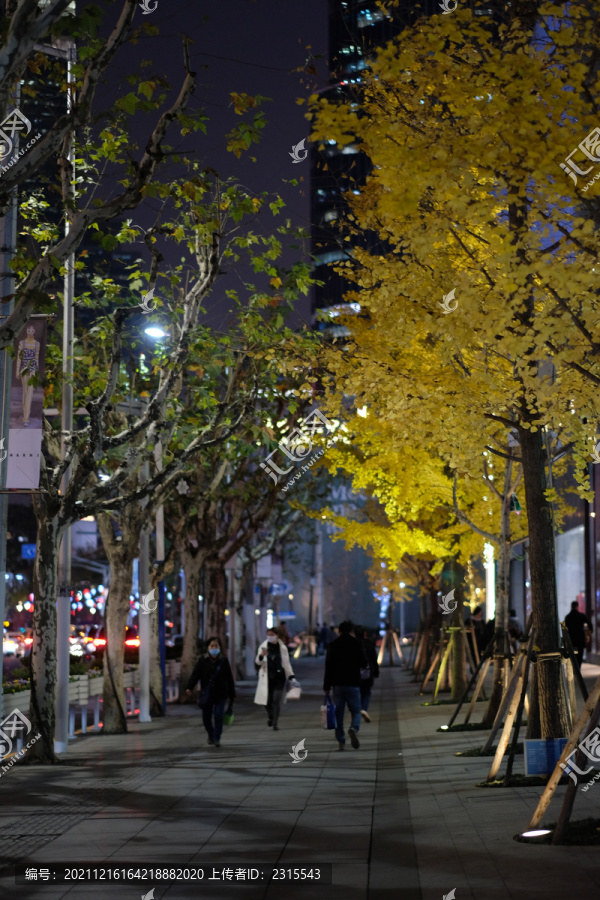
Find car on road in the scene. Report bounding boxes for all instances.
[92,626,140,661]
[3,630,21,657]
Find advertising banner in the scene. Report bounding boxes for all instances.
[6,316,47,489]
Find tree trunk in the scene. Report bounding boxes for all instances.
[102,558,133,734]
[518,425,569,738]
[206,560,227,646]
[28,506,61,763]
[450,584,467,701]
[526,661,541,738]
[232,565,245,681]
[179,552,202,699]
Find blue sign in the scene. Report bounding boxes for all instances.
[524,738,568,776]
[21,544,36,559]
[278,612,296,619]
[269,582,289,595]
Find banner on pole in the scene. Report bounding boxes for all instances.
[7,316,47,489]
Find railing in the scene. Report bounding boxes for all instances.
[2,661,183,757]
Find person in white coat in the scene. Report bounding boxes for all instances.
[254,626,295,730]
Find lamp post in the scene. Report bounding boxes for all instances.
[54,41,77,755]
[399,582,406,642]
[138,457,151,723]
[138,323,168,721]
[0,171,17,727]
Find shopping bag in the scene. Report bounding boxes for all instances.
[223,710,234,726]
[286,678,302,700]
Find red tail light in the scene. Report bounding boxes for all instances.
[93,638,106,647]
[125,638,140,647]
[24,637,33,645]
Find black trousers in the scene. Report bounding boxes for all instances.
[266,680,285,725]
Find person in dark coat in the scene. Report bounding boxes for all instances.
[323,620,366,751]
[354,625,379,723]
[565,601,594,668]
[185,636,235,748]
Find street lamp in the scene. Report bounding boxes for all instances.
[144,326,168,340]
[137,323,169,721]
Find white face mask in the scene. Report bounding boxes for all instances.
[267,635,277,643]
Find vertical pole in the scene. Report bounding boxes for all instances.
[228,571,236,678]
[154,442,166,713]
[0,186,17,726]
[55,46,76,753]
[316,521,323,629]
[138,460,151,723]
[400,595,405,642]
[484,542,495,624]
[180,566,186,636]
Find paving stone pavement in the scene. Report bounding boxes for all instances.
[0,657,598,899]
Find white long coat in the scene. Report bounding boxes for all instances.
[254,639,294,705]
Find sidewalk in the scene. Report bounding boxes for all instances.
[0,657,598,899]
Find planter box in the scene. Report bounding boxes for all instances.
[88,676,103,697]
[122,667,139,689]
[1,690,31,718]
[68,675,89,705]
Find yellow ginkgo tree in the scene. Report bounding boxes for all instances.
[311,1,600,738]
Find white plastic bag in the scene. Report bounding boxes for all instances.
[287,678,302,700]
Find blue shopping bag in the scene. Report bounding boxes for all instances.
[324,693,336,730]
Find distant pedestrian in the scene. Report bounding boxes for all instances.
[254,627,295,730]
[355,625,379,723]
[185,636,235,748]
[318,623,331,656]
[508,608,522,653]
[323,620,366,751]
[565,601,594,668]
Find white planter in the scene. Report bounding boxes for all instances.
[68,674,90,705]
[1,689,31,717]
[88,676,103,697]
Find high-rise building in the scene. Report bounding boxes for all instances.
[311,1,493,331]
[311,2,440,330]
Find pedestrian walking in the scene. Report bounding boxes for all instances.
[323,620,366,751]
[185,636,235,748]
[278,621,291,647]
[355,625,379,723]
[508,608,522,653]
[318,622,331,656]
[254,626,295,730]
[565,600,594,668]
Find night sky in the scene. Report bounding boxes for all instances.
[106,0,331,329]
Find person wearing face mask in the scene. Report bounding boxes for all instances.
[185,637,235,748]
[254,627,295,730]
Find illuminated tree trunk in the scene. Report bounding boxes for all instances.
[206,560,227,647]
[518,425,569,738]
[28,498,61,763]
[449,564,467,701]
[179,551,202,699]
[97,509,144,734]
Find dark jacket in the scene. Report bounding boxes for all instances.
[565,609,593,650]
[359,637,380,687]
[323,633,366,691]
[186,653,236,703]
